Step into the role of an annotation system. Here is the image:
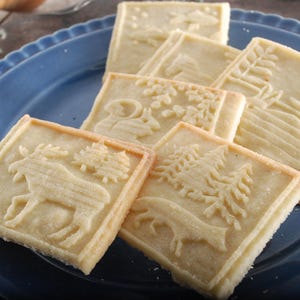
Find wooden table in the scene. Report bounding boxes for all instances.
[0,0,300,59]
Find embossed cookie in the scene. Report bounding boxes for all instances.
[0,115,155,274]
[81,73,245,144]
[104,1,230,77]
[212,37,300,170]
[138,30,240,86]
[120,122,300,299]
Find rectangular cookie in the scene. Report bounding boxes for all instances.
[120,121,300,299]
[81,73,246,144]
[212,37,300,171]
[138,30,240,86]
[104,1,230,77]
[0,115,155,274]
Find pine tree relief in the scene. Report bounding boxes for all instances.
[152,144,253,230]
[151,144,227,198]
[203,163,253,230]
[73,143,130,183]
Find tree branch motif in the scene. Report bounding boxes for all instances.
[227,43,281,108]
[136,78,178,109]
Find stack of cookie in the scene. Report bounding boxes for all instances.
[1,2,300,299]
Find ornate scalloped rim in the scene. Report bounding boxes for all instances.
[0,14,115,76]
[0,9,300,77]
[231,9,300,35]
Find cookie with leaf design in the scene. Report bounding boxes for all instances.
[212,37,300,171]
[138,30,240,86]
[0,115,155,274]
[104,1,230,78]
[120,122,300,299]
[81,73,245,144]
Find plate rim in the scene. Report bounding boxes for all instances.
[1,7,300,298]
[0,14,115,76]
[0,9,300,77]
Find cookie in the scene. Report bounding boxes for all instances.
[120,122,300,299]
[212,37,300,170]
[104,1,230,77]
[138,30,240,86]
[0,115,155,274]
[81,73,246,144]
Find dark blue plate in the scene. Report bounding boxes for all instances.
[0,10,300,300]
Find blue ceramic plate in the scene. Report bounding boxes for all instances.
[0,10,300,300]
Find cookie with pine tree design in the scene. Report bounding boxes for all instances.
[120,121,300,299]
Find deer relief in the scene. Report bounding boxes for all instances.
[131,197,227,257]
[5,144,111,249]
[94,99,161,144]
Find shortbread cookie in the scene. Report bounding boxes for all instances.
[81,73,245,144]
[104,1,230,77]
[0,115,155,274]
[138,30,240,86]
[212,37,300,170]
[120,122,300,299]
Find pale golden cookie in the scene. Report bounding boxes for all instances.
[120,122,300,299]
[212,37,300,170]
[138,30,240,86]
[104,1,230,78]
[81,73,246,144]
[0,115,155,274]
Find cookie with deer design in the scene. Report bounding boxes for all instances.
[0,115,155,274]
[212,37,300,171]
[81,73,245,144]
[104,1,230,78]
[138,30,240,86]
[120,122,300,299]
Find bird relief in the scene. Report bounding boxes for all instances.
[131,196,227,257]
[128,8,167,47]
[4,143,112,249]
[94,99,161,144]
[129,27,168,47]
[227,42,283,109]
[151,144,253,231]
[169,9,219,31]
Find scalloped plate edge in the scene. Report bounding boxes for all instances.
[0,9,300,77]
